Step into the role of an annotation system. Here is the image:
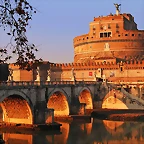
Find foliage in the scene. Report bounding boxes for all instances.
[0,0,42,70]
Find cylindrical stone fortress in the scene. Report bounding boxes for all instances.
[73,13,144,63]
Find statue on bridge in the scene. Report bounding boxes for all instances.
[71,68,76,82]
[94,71,97,81]
[114,3,121,15]
[47,69,51,81]
[35,67,40,81]
[8,68,13,81]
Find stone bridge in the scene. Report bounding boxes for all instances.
[0,80,144,125]
[0,81,101,125]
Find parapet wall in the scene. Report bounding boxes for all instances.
[50,60,144,71]
[73,30,144,47]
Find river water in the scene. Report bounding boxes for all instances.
[1,118,144,144]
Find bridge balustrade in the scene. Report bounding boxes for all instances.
[107,81,144,85]
[0,81,98,88]
[0,81,143,88]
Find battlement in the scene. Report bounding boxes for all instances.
[9,64,20,70]
[50,60,144,71]
[93,13,134,22]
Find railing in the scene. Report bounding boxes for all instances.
[0,81,98,87]
[107,81,144,85]
[1,80,143,88]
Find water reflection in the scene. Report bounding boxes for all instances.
[1,119,144,144]
[103,120,124,134]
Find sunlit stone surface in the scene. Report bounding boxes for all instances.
[47,91,69,116]
[0,95,32,124]
[79,89,93,109]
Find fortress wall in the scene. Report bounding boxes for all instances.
[74,36,144,63]
[9,60,144,82]
[73,12,144,63]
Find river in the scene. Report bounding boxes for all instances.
[1,118,144,144]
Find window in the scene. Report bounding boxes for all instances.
[125,34,128,36]
[100,32,112,38]
[103,60,106,63]
[116,29,119,33]
[120,67,123,72]
[100,33,103,38]
[108,24,111,29]
[104,33,107,37]
[108,32,111,37]
[132,34,135,36]
[116,23,119,28]
[93,26,96,30]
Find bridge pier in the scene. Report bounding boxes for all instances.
[70,95,81,115]
[78,103,86,115]
[45,109,54,123]
[70,96,87,115]
[34,101,47,124]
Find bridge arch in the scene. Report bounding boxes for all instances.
[78,87,93,109]
[0,90,33,124]
[102,89,128,109]
[47,88,70,116]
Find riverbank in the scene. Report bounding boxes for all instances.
[91,109,144,121]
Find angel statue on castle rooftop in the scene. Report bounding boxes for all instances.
[114,3,121,14]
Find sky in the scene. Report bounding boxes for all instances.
[0,0,144,63]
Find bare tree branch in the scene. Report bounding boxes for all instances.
[0,0,42,70]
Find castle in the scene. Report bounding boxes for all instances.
[9,4,144,83]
